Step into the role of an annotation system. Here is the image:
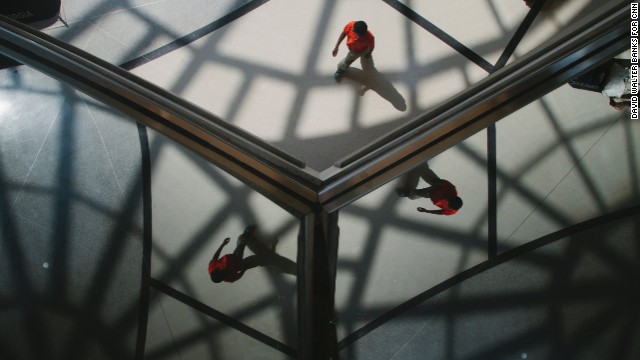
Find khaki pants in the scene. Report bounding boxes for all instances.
[408,187,433,200]
[338,49,370,71]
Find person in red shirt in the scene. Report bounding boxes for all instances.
[400,166,463,216]
[208,228,252,283]
[332,20,375,80]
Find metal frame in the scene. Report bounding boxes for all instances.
[0,0,630,358]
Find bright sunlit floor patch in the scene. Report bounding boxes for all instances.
[296,85,354,139]
[0,98,11,122]
[233,75,296,142]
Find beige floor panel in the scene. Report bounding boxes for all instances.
[400,0,528,65]
[130,0,495,170]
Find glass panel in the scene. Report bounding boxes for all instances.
[335,128,490,343]
[495,58,639,252]
[0,60,298,359]
[0,65,143,359]
[146,288,295,360]
[339,214,640,360]
[334,53,639,359]
[147,126,299,349]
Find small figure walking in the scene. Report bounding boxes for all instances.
[399,166,463,216]
[568,58,632,110]
[208,227,253,283]
[332,20,375,81]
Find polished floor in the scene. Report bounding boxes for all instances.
[1,0,639,359]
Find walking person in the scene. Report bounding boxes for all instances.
[208,227,253,283]
[399,165,463,216]
[332,20,375,81]
[208,226,297,283]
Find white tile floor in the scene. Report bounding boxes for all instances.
[1,0,638,359]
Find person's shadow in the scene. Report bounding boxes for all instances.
[243,229,297,277]
[343,57,407,112]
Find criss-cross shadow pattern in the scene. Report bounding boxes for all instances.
[1,0,638,359]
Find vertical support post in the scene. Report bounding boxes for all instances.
[297,210,340,359]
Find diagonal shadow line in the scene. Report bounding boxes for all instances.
[488,124,498,260]
[149,277,297,357]
[381,0,495,73]
[2,181,142,237]
[62,143,146,357]
[50,87,79,303]
[487,114,628,236]
[119,0,270,70]
[144,280,294,359]
[345,197,579,270]
[136,130,301,351]
[109,138,254,337]
[0,163,48,359]
[135,122,152,360]
[541,99,610,212]
[337,205,640,350]
[350,275,636,322]
[345,197,483,244]
[154,201,234,283]
[247,223,300,347]
[456,142,573,227]
[281,0,337,138]
[339,193,402,345]
[169,272,226,357]
[344,202,488,254]
[494,0,547,70]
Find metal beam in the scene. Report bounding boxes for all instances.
[317,0,631,212]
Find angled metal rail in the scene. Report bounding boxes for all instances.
[0,14,320,216]
[0,0,630,215]
[317,0,631,212]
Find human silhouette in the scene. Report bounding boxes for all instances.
[568,58,631,110]
[208,228,252,283]
[208,226,296,284]
[398,164,462,216]
[344,56,407,111]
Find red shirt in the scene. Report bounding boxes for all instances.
[343,21,375,53]
[430,180,458,215]
[208,242,243,282]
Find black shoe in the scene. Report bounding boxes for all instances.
[334,70,345,81]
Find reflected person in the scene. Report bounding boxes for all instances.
[399,165,463,216]
[208,226,296,284]
[208,227,253,283]
[568,58,631,110]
